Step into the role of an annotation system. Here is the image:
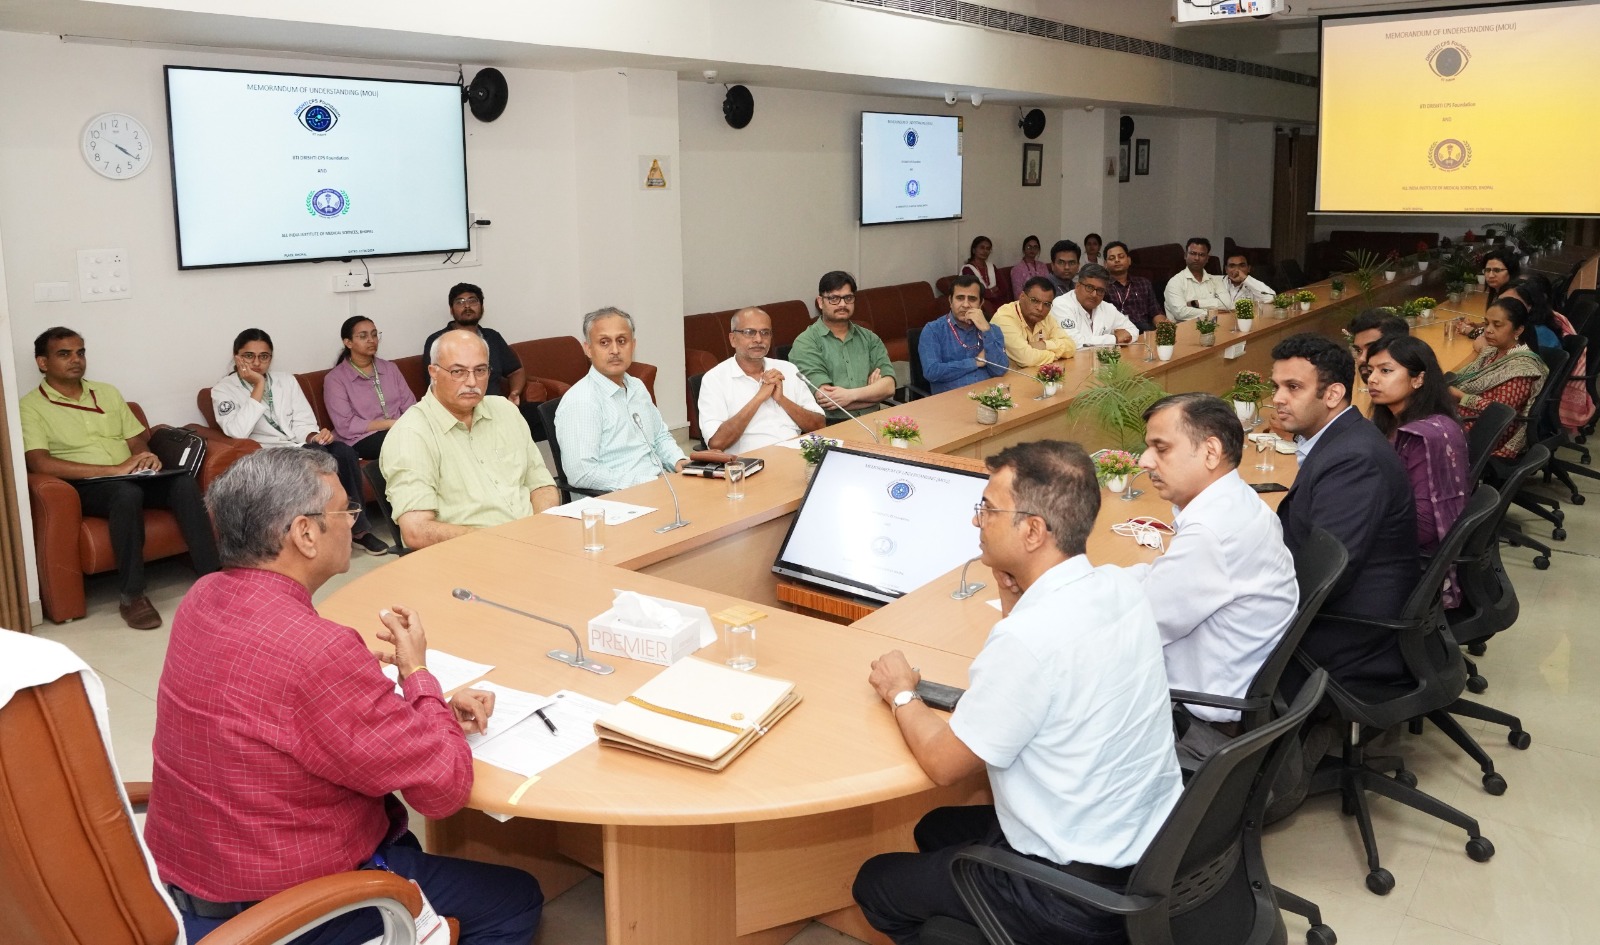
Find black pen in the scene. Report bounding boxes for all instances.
[535,708,558,736]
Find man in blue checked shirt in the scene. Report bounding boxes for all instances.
[917,274,1009,394]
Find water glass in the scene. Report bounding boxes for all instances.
[725,460,747,500]
[725,622,757,671]
[581,507,605,552]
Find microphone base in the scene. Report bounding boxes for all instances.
[950,582,987,601]
[654,519,691,534]
[548,649,615,675]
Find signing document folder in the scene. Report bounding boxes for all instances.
[594,657,800,771]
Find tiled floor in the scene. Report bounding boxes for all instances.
[32,470,1600,945]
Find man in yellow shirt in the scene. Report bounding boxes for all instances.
[990,277,1077,369]
[19,327,218,629]
[380,330,560,549]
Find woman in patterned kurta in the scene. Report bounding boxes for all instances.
[1450,297,1549,460]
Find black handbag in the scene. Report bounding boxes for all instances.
[147,426,206,478]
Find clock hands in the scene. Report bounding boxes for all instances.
[113,143,137,159]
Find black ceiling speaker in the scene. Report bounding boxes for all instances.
[463,68,508,123]
[723,84,754,129]
[1120,115,1135,142]
[1019,108,1046,140]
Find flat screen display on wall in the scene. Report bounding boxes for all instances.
[860,112,964,225]
[165,66,470,269]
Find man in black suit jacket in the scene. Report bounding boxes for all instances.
[1270,333,1419,687]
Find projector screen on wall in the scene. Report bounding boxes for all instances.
[165,66,469,269]
[860,112,963,225]
[1318,1,1600,215]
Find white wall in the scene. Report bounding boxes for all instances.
[1223,123,1277,248]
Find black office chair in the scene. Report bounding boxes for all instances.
[1303,485,1501,895]
[1277,259,1308,291]
[1485,345,1568,568]
[687,373,707,449]
[537,397,607,503]
[773,344,793,362]
[920,672,1330,945]
[1542,335,1600,498]
[904,326,932,401]
[1171,527,1347,945]
[1463,402,1514,489]
[361,461,408,555]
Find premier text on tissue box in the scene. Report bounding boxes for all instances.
[587,590,716,667]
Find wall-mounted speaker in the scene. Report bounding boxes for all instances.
[463,68,508,123]
[723,85,754,129]
[1119,115,1135,143]
[1019,108,1046,140]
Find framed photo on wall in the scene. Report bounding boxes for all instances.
[1118,142,1131,183]
[1135,138,1150,176]
[1022,143,1043,187]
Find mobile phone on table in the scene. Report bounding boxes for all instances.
[916,679,966,712]
[1250,482,1289,494]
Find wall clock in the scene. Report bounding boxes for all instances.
[82,112,152,180]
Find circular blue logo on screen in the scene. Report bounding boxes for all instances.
[295,100,339,134]
[887,481,915,501]
[307,188,350,217]
[905,179,920,197]
[871,536,897,556]
[904,129,919,148]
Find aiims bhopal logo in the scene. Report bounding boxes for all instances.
[295,100,340,134]
[1427,42,1471,80]
[904,128,919,148]
[905,179,921,197]
[1428,139,1472,172]
[307,188,351,217]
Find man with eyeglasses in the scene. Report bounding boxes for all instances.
[381,329,559,549]
[790,270,897,421]
[1054,264,1138,347]
[147,448,543,945]
[1221,252,1276,308]
[1162,236,1228,321]
[853,440,1182,944]
[917,274,1009,394]
[697,307,826,452]
[991,277,1076,368]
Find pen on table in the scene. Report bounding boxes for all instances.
[535,708,559,736]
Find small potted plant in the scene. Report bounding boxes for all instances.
[878,415,921,447]
[1271,293,1294,318]
[1329,276,1346,300]
[1399,299,1421,329]
[798,434,830,478]
[1195,315,1218,347]
[1345,249,1380,298]
[1223,370,1271,424]
[1035,362,1065,397]
[1095,347,1121,375]
[1154,321,1177,361]
[1234,298,1256,333]
[1446,280,1467,304]
[1382,250,1401,282]
[1416,240,1432,271]
[1414,295,1438,321]
[968,385,1014,425]
[1093,449,1140,494]
[1296,289,1317,312]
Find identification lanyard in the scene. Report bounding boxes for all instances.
[242,375,288,436]
[351,362,390,419]
[1107,280,1135,311]
[40,383,103,414]
[945,315,979,351]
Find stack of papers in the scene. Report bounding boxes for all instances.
[594,657,800,771]
[543,496,656,526]
[381,649,493,695]
[472,688,613,780]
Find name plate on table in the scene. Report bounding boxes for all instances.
[588,592,715,667]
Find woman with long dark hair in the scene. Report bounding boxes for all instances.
[960,235,1006,311]
[1450,297,1549,459]
[1502,275,1594,431]
[1480,247,1520,304]
[1366,333,1469,560]
[323,316,417,460]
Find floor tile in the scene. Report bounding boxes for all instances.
[1275,880,1410,945]
[1393,914,1497,945]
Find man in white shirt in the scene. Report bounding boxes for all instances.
[1054,264,1139,347]
[697,307,826,452]
[853,440,1182,945]
[1128,392,1299,759]
[1163,237,1229,321]
[1221,251,1278,308]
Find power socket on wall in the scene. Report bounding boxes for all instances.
[78,249,131,302]
[332,273,374,293]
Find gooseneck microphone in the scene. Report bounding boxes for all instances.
[950,555,987,600]
[452,587,613,675]
[797,372,881,443]
[631,413,689,533]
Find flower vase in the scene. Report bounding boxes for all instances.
[1299,301,1312,312]
[1418,260,1430,271]
[1105,476,1127,493]
[1384,270,1397,282]
[1421,307,1434,321]
[1237,317,1253,334]
[1330,289,1343,301]
[805,463,817,482]
[1405,315,1419,329]
[975,404,999,425]
[1042,382,1060,398]
[1234,400,1255,424]
[891,437,909,448]
[1157,344,1174,361]
[1198,333,1216,347]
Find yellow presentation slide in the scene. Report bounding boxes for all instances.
[1319,1,1600,214]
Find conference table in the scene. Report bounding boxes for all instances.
[322,270,1506,945]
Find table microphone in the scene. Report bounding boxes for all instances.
[451,587,614,675]
[797,372,881,443]
[950,555,987,600]
[630,413,690,533]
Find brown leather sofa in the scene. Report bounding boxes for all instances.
[0,666,450,944]
[509,335,658,404]
[851,281,940,363]
[1127,243,1222,290]
[1308,230,1439,281]
[27,402,248,624]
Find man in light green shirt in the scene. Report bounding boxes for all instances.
[380,330,559,549]
[789,270,896,421]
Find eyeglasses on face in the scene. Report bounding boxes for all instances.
[1482,266,1508,274]
[973,500,1042,523]
[822,294,855,305]
[450,296,481,306]
[442,366,491,381]
[294,500,362,528]
[238,352,273,362]
[352,330,383,341]
[732,328,773,339]
[1078,282,1107,296]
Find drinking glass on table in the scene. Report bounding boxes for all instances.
[725,460,747,500]
[1254,434,1276,472]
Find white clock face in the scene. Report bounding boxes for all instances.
[82,113,152,180]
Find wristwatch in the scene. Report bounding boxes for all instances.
[891,689,922,711]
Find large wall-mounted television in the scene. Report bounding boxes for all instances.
[165,66,470,269]
[860,112,964,225]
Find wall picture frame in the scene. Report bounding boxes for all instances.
[1118,142,1131,183]
[1022,143,1043,187]
[1135,138,1150,176]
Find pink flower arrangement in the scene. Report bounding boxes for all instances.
[878,415,921,442]
[1094,449,1139,482]
[1036,363,1065,384]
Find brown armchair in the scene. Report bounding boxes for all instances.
[0,666,451,944]
[26,403,248,624]
[509,336,657,404]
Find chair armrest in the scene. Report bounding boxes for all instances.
[951,845,1160,920]
[1318,610,1415,632]
[123,781,151,806]
[528,376,572,398]
[521,379,554,404]
[1169,689,1266,714]
[201,871,422,945]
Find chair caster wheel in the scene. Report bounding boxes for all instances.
[1466,836,1495,862]
[1509,729,1532,750]
[1307,924,1338,945]
[1393,769,1419,789]
[1467,675,1488,694]
[1553,508,1566,525]
[1365,868,1395,895]
[1482,772,1507,795]
[1553,527,1568,541]
[1535,556,1551,570]
[1467,642,1488,656]
[1574,493,1587,505]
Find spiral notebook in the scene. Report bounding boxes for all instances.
[593,657,799,771]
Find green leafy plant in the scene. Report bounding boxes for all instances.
[1446,280,1468,296]
[1154,322,1178,346]
[1484,221,1524,246]
[1235,299,1256,321]
[878,415,921,442]
[1330,276,1346,294]
[1195,316,1218,335]
[1223,369,1272,404]
[1096,347,1122,366]
[1092,449,1140,484]
[1414,296,1437,311]
[798,434,832,466]
[1344,249,1381,297]
[1271,292,1295,310]
[968,385,1014,410]
[1295,290,1317,304]
[1521,218,1563,254]
[1064,360,1165,452]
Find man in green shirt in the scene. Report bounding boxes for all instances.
[789,270,897,422]
[19,327,219,630]
[380,330,560,549]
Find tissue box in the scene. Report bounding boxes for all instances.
[588,594,713,667]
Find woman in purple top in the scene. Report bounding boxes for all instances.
[323,316,418,459]
[1366,334,1469,607]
